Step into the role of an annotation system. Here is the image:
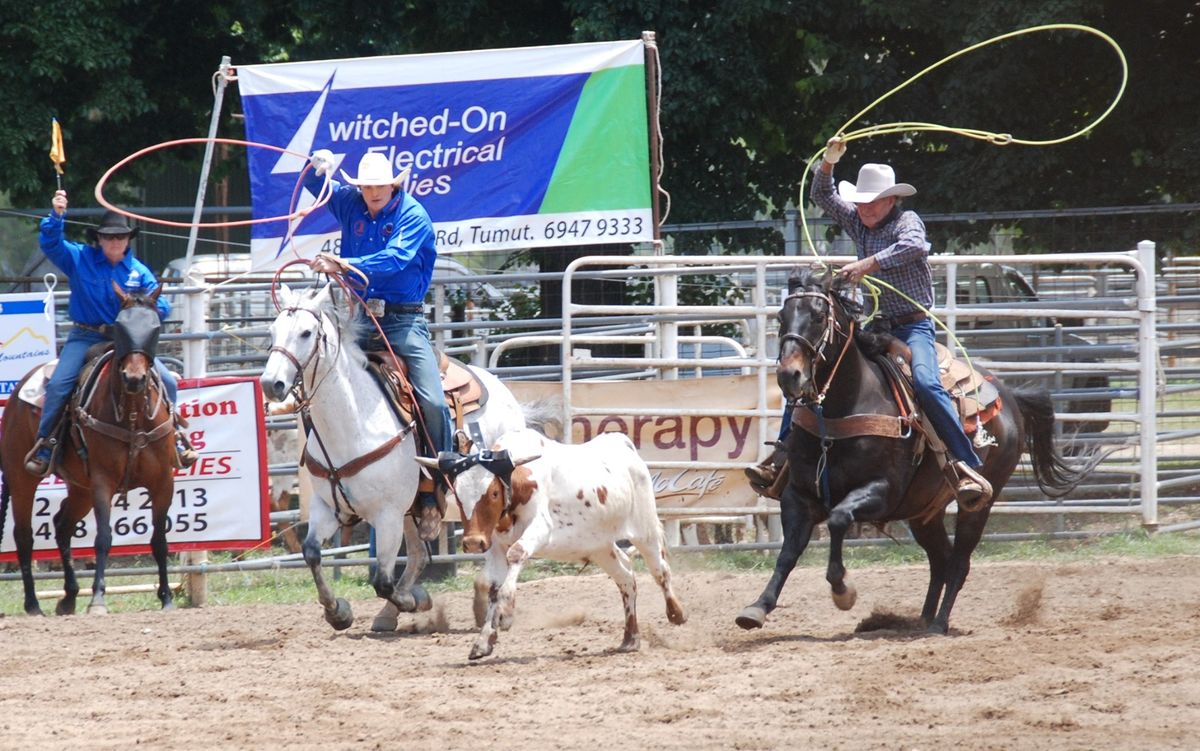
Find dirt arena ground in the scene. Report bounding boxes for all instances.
[1,554,1197,750]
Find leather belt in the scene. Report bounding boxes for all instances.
[74,322,113,337]
[385,302,425,315]
[889,310,927,327]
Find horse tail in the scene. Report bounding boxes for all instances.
[1012,388,1104,497]
[520,395,564,439]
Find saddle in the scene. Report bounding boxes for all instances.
[20,344,127,478]
[883,340,1002,433]
[364,349,490,453]
[18,342,114,411]
[774,340,1004,514]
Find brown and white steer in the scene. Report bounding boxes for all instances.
[419,428,687,660]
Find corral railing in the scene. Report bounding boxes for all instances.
[548,244,1168,533]
[7,240,1198,589]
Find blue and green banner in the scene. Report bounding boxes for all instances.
[238,40,652,267]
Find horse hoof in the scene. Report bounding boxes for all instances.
[735,606,766,630]
[371,614,399,632]
[831,582,857,611]
[160,600,176,612]
[618,635,641,652]
[55,600,76,617]
[926,621,949,636]
[468,642,494,660]
[87,604,109,616]
[666,596,688,625]
[324,598,354,631]
[411,585,433,613]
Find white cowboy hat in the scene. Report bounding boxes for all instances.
[340,152,411,187]
[837,163,916,203]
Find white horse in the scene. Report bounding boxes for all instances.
[259,283,526,632]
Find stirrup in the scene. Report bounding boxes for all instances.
[415,491,443,541]
[23,439,52,478]
[177,445,199,468]
[953,461,993,510]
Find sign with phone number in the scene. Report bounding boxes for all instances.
[0,377,270,562]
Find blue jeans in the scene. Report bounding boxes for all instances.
[775,319,982,468]
[361,312,452,455]
[37,327,179,441]
[894,319,982,467]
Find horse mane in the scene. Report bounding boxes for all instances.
[298,286,370,370]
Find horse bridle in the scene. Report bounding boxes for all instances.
[778,290,856,403]
[269,305,337,403]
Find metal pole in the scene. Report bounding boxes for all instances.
[783,203,799,256]
[180,56,231,605]
[184,56,232,267]
[1136,240,1159,529]
[658,272,678,380]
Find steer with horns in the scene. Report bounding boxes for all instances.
[418,428,687,660]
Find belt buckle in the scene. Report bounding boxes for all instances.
[366,298,385,317]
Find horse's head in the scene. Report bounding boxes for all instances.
[111,281,163,394]
[260,283,358,402]
[776,266,856,402]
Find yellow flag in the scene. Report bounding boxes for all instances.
[49,118,66,175]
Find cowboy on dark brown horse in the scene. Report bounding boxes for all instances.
[24,191,196,476]
[746,136,991,504]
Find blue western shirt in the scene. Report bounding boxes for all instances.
[810,164,933,319]
[304,173,437,304]
[38,213,170,325]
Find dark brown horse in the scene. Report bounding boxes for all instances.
[1,284,177,615]
[737,267,1098,634]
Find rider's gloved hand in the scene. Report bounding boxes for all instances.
[309,149,335,176]
[823,136,847,165]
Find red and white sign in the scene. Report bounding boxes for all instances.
[0,377,270,561]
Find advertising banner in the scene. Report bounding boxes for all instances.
[0,377,270,562]
[0,293,56,397]
[507,375,782,509]
[238,39,652,267]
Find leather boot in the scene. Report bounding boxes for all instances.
[745,443,787,495]
[173,411,198,468]
[24,439,52,477]
[176,439,199,468]
[953,461,993,510]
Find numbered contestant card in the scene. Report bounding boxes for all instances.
[0,378,270,561]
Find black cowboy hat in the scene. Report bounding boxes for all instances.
[86,210,140,243]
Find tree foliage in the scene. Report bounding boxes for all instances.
[1,0,1194,238]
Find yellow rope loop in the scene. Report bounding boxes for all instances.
[793,23,1126,381]
[800,23,1128,261]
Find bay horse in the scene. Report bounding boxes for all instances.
[259,283,528,632]
[0,283,177,615]
[737,267,1098,635]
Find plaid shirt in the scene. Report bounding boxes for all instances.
[810,164,932,318]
